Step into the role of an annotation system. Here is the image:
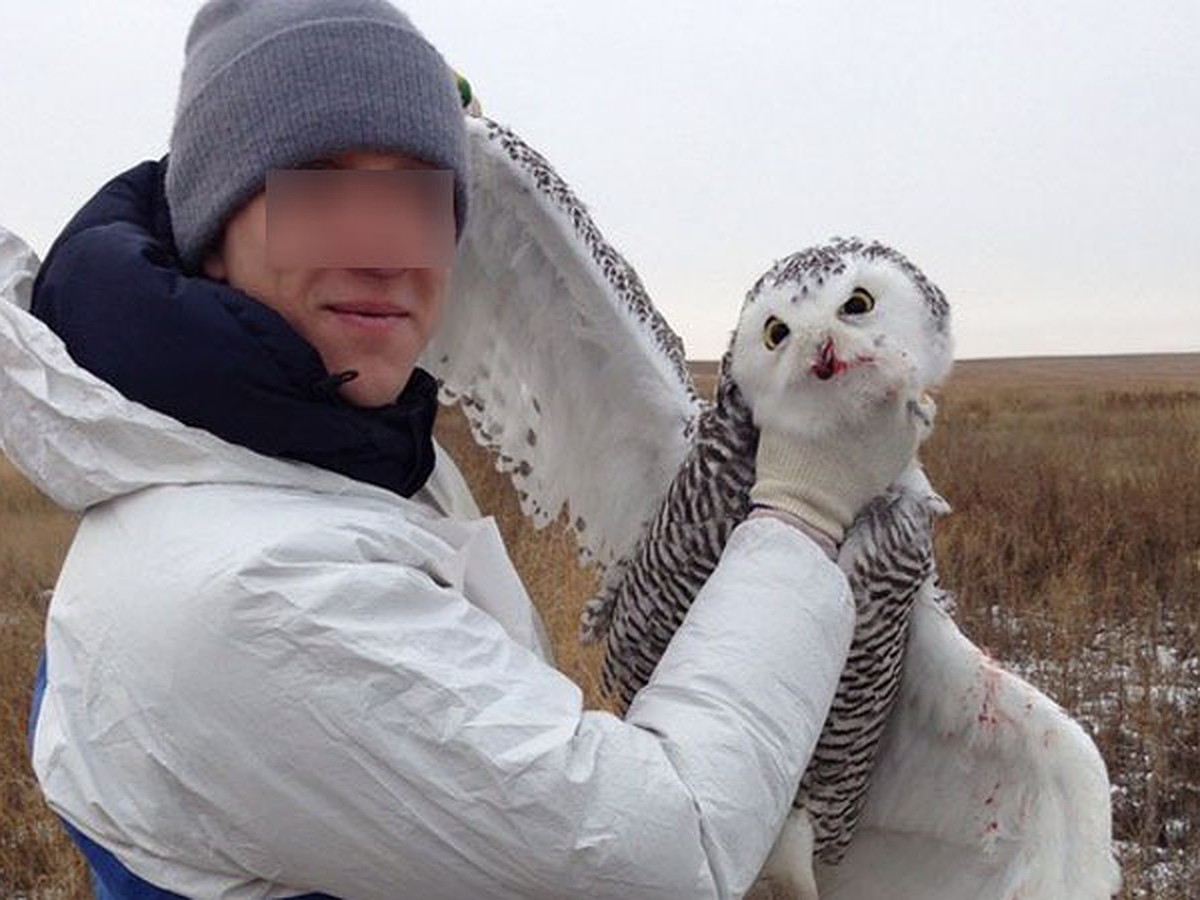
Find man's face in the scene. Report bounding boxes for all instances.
[203,151,451,407]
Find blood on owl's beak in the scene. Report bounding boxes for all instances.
[812,338,844,381]
[811,337,874,380]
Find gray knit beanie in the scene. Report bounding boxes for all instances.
[166,0,468,270]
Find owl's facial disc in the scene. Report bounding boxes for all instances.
[732,274,902,435]
[732,241,953,436]
[759,289,877,383]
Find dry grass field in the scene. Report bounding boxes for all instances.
[2,352,1197,898]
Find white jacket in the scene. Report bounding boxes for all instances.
[2,291,855,898]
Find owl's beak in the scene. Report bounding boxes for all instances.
[812,338,844,381]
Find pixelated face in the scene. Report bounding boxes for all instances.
[265,168,456,269]
[203,151,455,407]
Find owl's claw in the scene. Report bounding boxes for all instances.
[907,392,937,440]
[925,490,952,516]
[757,807,820,900]
[579,596,613,644]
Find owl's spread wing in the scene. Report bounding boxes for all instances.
[816,581,1120,899]
[0,225,38,311]
[423,116,702,566]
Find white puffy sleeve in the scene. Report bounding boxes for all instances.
[38,505,852,900]
[0,224,38,311]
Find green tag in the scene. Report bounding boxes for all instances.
[456,73,473,110]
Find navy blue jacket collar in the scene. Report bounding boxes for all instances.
[30,159,437,498]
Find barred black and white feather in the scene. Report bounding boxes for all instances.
[582,239,956,876]
[578,351,757,681]
[800,483,940,864]
[582,387,947,870]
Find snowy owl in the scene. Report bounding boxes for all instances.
[578,237,956,893]
[420,114,1118,898]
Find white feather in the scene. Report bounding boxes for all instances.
[815,580,1121,899]
[423,117,702,566]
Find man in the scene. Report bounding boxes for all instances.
[7,1,919,896]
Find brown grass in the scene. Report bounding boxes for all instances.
[2,353,1197,897]
[0,461,89,897]
[924,357,1200,896]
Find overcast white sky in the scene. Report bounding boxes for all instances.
[1,1,1197,360]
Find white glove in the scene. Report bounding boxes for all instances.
[749,392,926,545]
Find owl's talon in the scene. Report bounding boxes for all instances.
[907,392,937,440]
[926,490,952,516]
[907,399,930,426]
[579,596,613,644]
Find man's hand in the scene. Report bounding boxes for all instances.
[749,390,924,545]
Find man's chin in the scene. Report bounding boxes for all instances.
[335,365,415,408]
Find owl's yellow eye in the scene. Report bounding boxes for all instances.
[840,287,876,316]
[763,315,791,350]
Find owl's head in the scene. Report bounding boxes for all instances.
[729,238,953,436]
